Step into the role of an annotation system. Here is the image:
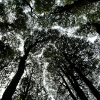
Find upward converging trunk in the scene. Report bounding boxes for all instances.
[1,56,26,100]
[22,74,32,100]
[63,52,100,100]
[1,41,38,100]
[59,72,77,100]
[60,67,88,100]
[1,37,49,100]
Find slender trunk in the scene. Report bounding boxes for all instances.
[59,72,77,100]
[1,56,26,100]
[63,53,100,100]
[60,67,88,100]
[1,38,49,100]
[68,71,88,100]
[1,42,37,100]
[22,83,30,100]
[72,64,100,100]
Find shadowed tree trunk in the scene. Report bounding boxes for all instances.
[1,38,49,100]
[1,43,36,100]
[60,66,88,100]
[63,52,100,100]
[58,72,77,100]
[1,56,27,100]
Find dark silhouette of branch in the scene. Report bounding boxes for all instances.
[22,0,39,17]
[22,0,33,15]
[53,0,100,14]
[93,23,100,34]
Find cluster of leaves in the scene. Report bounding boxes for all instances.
[34,0,55,13]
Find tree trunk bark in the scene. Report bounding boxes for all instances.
[59,72,77,100]
[60,67,88,100]
[63,52,100,100]
[1,42,37,100]
[72,64,100,100]
[22,75,32,100]
[1,36,49,100]
[1,56,26,100]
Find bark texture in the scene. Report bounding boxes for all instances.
[63,52,100,100]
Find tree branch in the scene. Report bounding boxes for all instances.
[22,0,33,15]
[53,0,100,14]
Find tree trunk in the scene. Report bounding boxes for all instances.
[63,52,100,100]
[72,64,100,100]
[59,72,77,100]
[1,56,26,100]
[1,41,38,100]
[60,67,88,100]
[1,38,49,100]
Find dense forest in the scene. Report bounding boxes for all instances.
[0,0,100,100]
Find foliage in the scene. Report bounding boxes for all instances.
[0,0,100,100]
[34,0,55,13]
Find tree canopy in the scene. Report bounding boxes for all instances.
[0,0,100,100]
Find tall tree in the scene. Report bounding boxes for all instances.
[0,0,100,100]
[62,51,100,100]
[1,38,49,100]
[58,72,77,100]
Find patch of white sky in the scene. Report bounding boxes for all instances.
[52,25,97,43]
[55,0,60,5]
[7,12,16,23]
[0,88,4,98]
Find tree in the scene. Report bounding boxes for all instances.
[0,0,100,100]
[58,71,77,100]
[43,36,100,100]
[13,59,48,100]
[34,0,55,13]
[62,51,100,100]
[1,35,51,100]
[60,37,100,100]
